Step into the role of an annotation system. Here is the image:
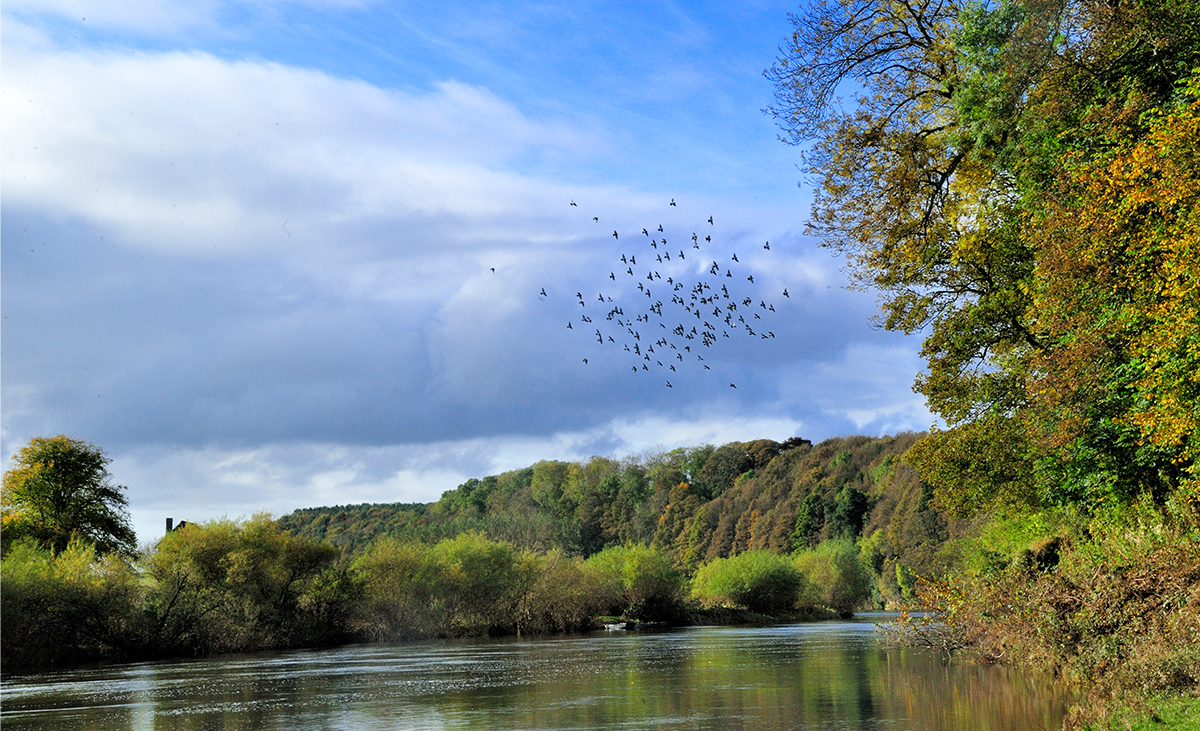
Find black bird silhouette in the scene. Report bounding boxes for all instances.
[630,255,636,265]
[593,216,599,222]
[763,241,770,249]
[567,322,572,329]
[658,225,664,232]
[705,235,711,242]
[583,358,588,363]
[643,228,649,236]
[540,288,547,297]
[670,198,676,206]
[732,253,738,262]
[490,267,495,273]
[783,288,789,297]
[747,275,754,283]
[730,383,736,388]
[679,251,685,259]
[610,272,616,280]
[571,200,577,206]
[627,267,633,275]
[708,216,713,224]
[613,231,619,239]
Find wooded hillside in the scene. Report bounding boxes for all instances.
[279,433,956,606]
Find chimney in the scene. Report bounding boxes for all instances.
[166,517,174,533]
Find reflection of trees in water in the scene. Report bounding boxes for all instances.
[3,624,1068,730]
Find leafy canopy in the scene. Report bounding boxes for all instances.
[768,0,1200,513]
[2,436,137,555]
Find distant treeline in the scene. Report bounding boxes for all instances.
[2,435,940,672]
[280,433,955,607]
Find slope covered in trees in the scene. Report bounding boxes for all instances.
[279,433,955,607]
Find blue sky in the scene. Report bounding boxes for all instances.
[1,0,930,544]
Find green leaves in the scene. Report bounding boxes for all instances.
[772,0,1200,515]
[1,436,136,556]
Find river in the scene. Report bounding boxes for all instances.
[1,614,1069,730]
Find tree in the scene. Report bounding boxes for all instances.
[767,0,1200,513]
[1,436,136,555]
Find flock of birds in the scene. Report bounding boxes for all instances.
[531,198,789,390]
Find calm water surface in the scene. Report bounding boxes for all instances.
[1,614,1069,730]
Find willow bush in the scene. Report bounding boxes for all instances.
[793,539,872,615]
[691,550,806,613]
[0,539,141,668]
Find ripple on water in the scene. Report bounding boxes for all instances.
[1,619,1070,731]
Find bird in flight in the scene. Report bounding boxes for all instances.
[708,216,714,225]
[730,383,736,388]
[670,198,676,206]
[571,200,577,206]
[763,241,770,249]
[613,231,619,239]
[540,288,547,297]
[593,216,599,222]
[783,288,789,297]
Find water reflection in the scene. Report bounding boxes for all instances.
[1,614,1068,730]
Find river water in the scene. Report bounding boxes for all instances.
[1,614,1069,730]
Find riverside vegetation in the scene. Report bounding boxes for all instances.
[0,433,932,670]
[5,431,1196,729]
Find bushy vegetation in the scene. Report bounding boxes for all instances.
[691,550,805,613]
[794,539,874,616]
[0,539,141,669]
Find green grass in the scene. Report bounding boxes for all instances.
[1088,695,1200,731]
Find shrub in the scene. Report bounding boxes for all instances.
[512,549,602,634]
[691,550,805,613]
[583,544,684,621]
[142,514,351,654]
[0,539,141,669]
[352,537,439,640]
[793,539,872,614]
[428,531,523,635]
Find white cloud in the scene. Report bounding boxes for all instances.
[2,40,594,261]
